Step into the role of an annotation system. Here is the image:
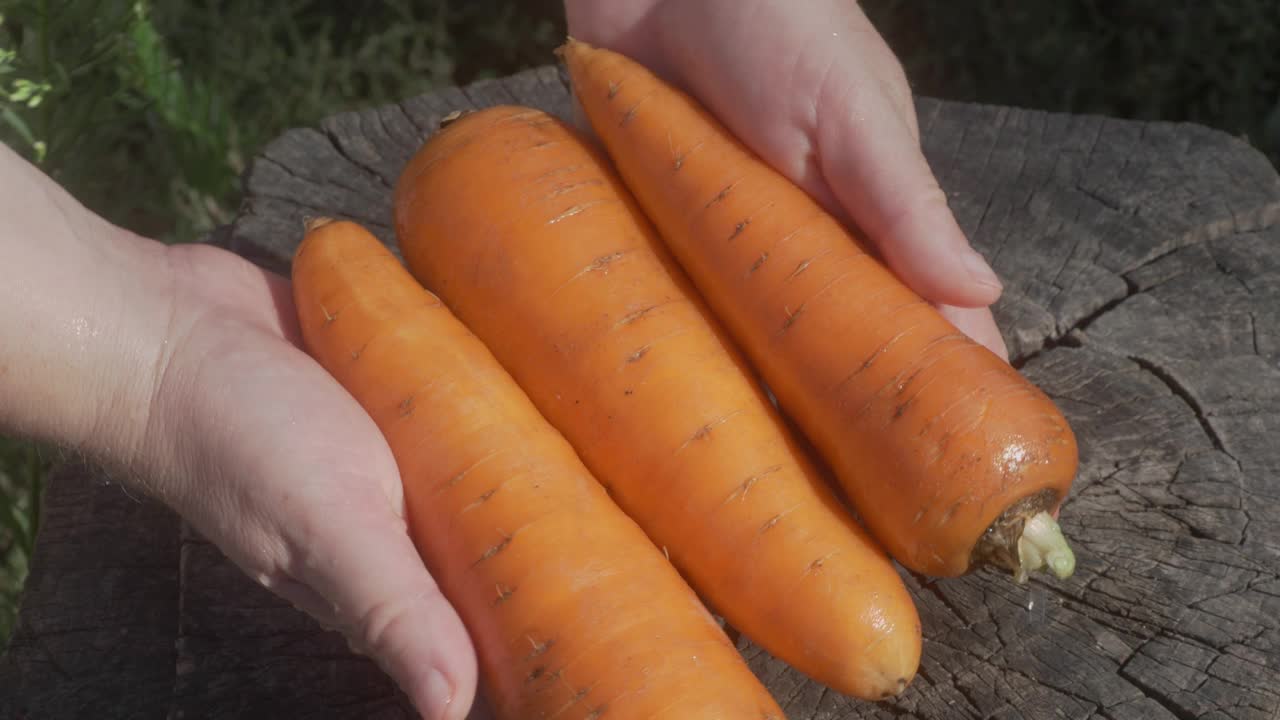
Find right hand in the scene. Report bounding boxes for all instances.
[565,0,1009,358]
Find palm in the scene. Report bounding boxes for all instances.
[152,243,396,574]
[151,243,477,717]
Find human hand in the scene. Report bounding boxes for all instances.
[0,145,477,719]
[565,0,1009,358]
[134,243,482,719]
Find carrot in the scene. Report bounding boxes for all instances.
[393,106,922,699]
[291,218,785,720]
[559,39,1079,582]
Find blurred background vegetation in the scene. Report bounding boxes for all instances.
[2,0,1278,647]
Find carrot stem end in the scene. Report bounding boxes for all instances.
[1014,511,1075,583]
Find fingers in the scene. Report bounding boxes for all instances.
[143,302,479,720]
[803,6,1000,309]
[271,383,475,719]
[812,52,1003,309]
[255,488,478,720]
[937,304,1009,361]
[858,28,919,142]
[291,497,478,720]
[644,0,1002,314]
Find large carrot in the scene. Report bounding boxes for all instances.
[291,219,785,720]
[394,106,922,699]
[560,39,1078,582]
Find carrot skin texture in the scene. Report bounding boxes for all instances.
[560,39,1079,579]
[291,220,785,720]
[394,107,922,699]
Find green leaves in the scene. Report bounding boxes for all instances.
[0,107,42,161]
[0,0,565,242]
[7,78,50,107]
[0,13,53,162]
[118,0,235,230]
[0,438,50,649]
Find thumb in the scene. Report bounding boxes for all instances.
[813,63,1003,309]
[938,303,1010,361]
[288,499,479,720]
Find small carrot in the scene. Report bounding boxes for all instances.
[291,219,785,720]
[560,38,1079,581]
[394,106,922,699]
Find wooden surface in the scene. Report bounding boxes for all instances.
[4,64,1280,719]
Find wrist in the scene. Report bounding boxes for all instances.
[0,148,180,476]
[76,231,183,480]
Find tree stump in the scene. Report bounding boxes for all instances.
[4,65,1280,720]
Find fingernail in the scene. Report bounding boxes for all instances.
[418,667,455,720]
[961,248,1003,292]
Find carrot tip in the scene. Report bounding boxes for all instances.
[882,677,909,699]
[304,216,335,233]
[554,36,580,60]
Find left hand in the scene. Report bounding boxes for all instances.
[0,142,478,720]
[565,0,1009,358]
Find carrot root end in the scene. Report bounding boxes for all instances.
[971,489,1076,582]
[1015,511,1076,583]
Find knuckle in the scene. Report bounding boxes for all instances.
[348,583,446,660]
[880,182,950,238]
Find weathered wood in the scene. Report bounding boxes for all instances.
[167,529,414,719]
[0,463,179,719]
[4,64,1280,719]
[225,65,575,276]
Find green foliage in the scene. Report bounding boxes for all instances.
[0,438,50,648]
[0,0,216,239]
[0,0,564,242]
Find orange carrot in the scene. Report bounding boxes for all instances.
[394,106,922,699]
[291,219,785,720]
[560,39,1079,581]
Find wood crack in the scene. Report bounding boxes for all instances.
[254,153,377,206]
[1115,657,1199,720]
[1008,184,1280,369]
[914,574,972,627]
[319,124,394,190]
[1127,356,1239,469]
[168,523,191,717]
[247,157,392,232]
[397,96,436,136]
